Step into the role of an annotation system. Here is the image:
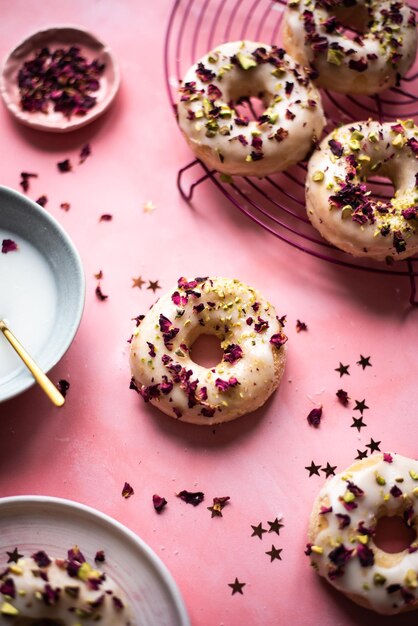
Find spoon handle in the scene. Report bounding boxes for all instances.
[0,320,65,407]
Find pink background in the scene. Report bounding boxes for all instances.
[1,1,418,624]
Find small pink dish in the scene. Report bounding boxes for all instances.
[0,25,120,132]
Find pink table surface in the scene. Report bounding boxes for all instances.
[1,1,418,625]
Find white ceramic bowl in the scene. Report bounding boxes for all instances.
[0,496,190,626]
[0,186,85,402]
[0,25,120,132]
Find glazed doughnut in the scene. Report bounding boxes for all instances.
[177,40,325,176]
[306,119,418,261]
[306,453,418,615]
[129,276,287,425]
[282,0,417,95]
[0,546,132,624]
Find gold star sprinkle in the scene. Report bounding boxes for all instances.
[143,201,156,213]
[132,276,146,289]
[148,280,161,293]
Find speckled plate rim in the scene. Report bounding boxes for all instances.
[0,24,120,133]
[0,495,191,626]
[0,185,85,402]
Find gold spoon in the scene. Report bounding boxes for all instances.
[0,319,65,407]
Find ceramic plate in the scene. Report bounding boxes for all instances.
[0,496,190,626]
[0,25,120,132]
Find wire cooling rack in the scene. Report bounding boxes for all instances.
[164,0,418,304]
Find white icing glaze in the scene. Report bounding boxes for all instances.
[129,276,287,425]
[307,453,418,615]
[177,40,325,176]
[306,119,418,261]
[283,0,417,95]
[0,548,132,625]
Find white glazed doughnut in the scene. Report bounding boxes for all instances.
[306,453,418,615]
[0,546,132,624]
[282,0,417,95]
[129,276,287,425]
[306,119,418,261]
[177,40,325,176]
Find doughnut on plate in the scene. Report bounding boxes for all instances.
[0,496,190,626]
[0,25,120,132]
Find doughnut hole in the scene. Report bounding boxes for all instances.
[223,71,273,121]
[234,94,268,121]
[364,175,396,207]
[374,515,416,554]
[190,334,224,368]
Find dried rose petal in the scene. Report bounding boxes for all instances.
[79,143,91,163]
[215,377,239,391]
[32,550,51,567]
[347,481,364,497]
[42,584,60,606]
[270,332,288,348]
[177,490,204,506]
[208,496,230,517]
[0,579,16,598]
[95,284,108,301]
[20,171,38,192]
[390,485,403,498]
[113,596,124,610]
[328,544,353,567]
[329,139,344,157]
[383,452,393,463]
[307,406,322,428]
[99,214,113,222]
[94,550,105,563]
[57,379,70,397]
[336,389,349,406]
[1,239,18,253]
[357,544,375,567]
[152,494,167,513]
[223,344,243,364]
[122,482,134,498]
[335,513,351,529]
[296,320,307,332]
[57,159,72,173]
[60,202,71,211]
[36,195,48,207]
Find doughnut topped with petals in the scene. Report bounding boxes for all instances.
[283,0,417,95]
[306,119,418,261]
[306,453,418,615]
[177,40,325,176]
[129,277,287,425]
[0,546,132,624]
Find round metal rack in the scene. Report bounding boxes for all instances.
[164,0,418,305]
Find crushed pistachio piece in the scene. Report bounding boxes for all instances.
[349,139,361,151]
[341,205,353,219]
[237,52,257,70]
[0,602,19,616]
[357,535,369,545]
[405,569,418,589]
[343,491,355,503]
[312,171,324,182]
[311,545,324,555]
[375,474,386,486]
[77,562,93,581]
[368,132,378,143]
[351,130,364,141]
[392,133,406,148]
[220,173,233,183]
[327,49,344,66]
[207,52,219,64]
[409,470,418,481]
[373,573,386,586]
